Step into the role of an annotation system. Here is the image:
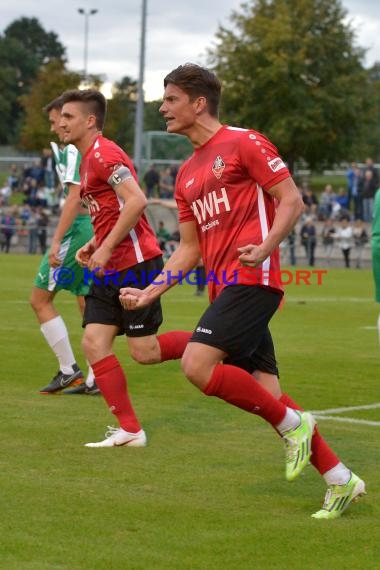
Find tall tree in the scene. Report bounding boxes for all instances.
[19,60,81,151]
[208,0,369,171]
[359,63,380,162]
[0,17,66,145]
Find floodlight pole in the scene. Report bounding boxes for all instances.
[77,8,98,84]
[133,0,147,174]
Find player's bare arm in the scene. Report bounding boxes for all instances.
[86,173,147,273]
[119,220,200,310]
[149,198,177,209]
[238,177,304,267]
[48,183,83,268]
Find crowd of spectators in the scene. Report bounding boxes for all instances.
[143,164,179,200]
[1,156,377,267]
[281,157,377,269]
[0,155,56,254]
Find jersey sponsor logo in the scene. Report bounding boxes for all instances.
[191,188,231,225]
[268,157,286,173]
[212,155,225,179]
[82,193,101,214]
[201,219,219,232]
[185,177,195,189]
[196,326,212,335]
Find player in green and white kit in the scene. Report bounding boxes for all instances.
[30,95,98,394]
[372,188,380,341]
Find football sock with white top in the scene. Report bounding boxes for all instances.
[323,462,351,486]
[275,408,301,435]
[40,316,76,375]
[85,364,95,387]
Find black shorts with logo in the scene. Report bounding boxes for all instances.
[190,285,282,375]
[83,256,163,337]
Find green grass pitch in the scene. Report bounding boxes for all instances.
[0,255,379,569]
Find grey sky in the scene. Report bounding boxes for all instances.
[1,0,380,100]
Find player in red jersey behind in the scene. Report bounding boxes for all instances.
[120,64,366,518]
[60,89,191,447]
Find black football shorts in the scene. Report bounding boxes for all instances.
[83,256,163,337]
[190,284,282,375]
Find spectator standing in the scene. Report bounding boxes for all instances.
[318,184,336,220]
[301,187,318,218]
[287,228,297,266]
[371,188,380,341]
[333,187,350,220]
[27,207,38,254]
[41,147,55,189]
[363,157,379,187]
[36,208,49,254]
[0,183,11,206]
[300,217,317,266]
[1,207,17,253]
[7,164,19,192]
[346,161,357,208]
[321,218,336,266]
[353,219,368,269]
[336,217,353,268]
[155,220,172,257]
[351,165,363,220]
[143,164,160,198]
[159,167,174,199]
[361,161,378,222]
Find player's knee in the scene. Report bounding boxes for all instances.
[130,346,153,364]
[129,337,161,365]
[130,344,160,365]
[81,333,100,361]
[181,353,204,388]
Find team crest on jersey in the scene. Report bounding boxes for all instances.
[212,156,225,179]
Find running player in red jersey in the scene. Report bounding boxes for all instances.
[120,64,366,518]
[59,89,190,447]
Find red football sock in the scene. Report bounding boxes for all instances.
[203,363,287,426]
[92,354,141,433]
[158,331,192,361]
[280,393,339,474]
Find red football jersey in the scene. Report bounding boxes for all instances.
[80,135,161,271]
[175,126,291,301]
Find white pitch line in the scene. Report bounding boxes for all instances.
[310,403,380,415]
[313,415,380,427]
[287,297,372,303]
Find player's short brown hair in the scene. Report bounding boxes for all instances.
[164,63,221,117]
[60,89,107,130]
[43,95,64,114]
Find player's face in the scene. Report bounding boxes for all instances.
[159,84,199,135]
[60,102,91,145]
[48,108,65,142]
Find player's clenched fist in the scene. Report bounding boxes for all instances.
[119,287,150,310]
[75,240,96,267]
